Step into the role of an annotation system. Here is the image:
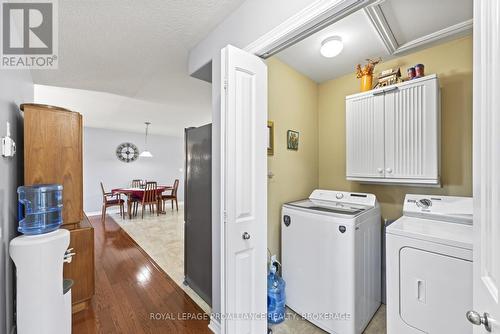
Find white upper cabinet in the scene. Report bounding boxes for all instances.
[346,75,440,185]
[346,93,385,179]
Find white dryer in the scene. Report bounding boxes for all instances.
[386,194,473,334]
[282,190,381,334]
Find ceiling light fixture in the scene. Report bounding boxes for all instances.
[320,36,343,58]
[139,122,153,158]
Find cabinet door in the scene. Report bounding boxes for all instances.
[346,94,385,179]
[24,106,83,224]
[63,219,95,311]
[384,78,439,181]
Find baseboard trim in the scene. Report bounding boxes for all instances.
[208,319,221,334]
[85,202,184,217]
[84,208,120,217]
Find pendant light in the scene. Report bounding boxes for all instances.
[139,122,153,158]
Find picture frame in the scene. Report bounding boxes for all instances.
[287,130,299,151]
[267,121,274,156]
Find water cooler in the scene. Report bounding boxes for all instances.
[9,184,73,334]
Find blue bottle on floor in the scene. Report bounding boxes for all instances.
[267,260,286,324]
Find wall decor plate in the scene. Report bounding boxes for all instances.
[116,142,139,163]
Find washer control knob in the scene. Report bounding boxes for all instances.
[417,198,432,208]
[336,193,344,200]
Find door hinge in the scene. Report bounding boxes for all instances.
[224,79,227,91]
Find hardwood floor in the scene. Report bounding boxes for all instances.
[72,215,212,334]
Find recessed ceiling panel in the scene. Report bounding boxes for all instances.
[380,0,472,45]
[276,10,389,83]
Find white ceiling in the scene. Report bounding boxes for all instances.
[380,0,472,45]
[276,0,472,83]
[31,0,246,133]
[277,10,387,84]
[34,84,211,137]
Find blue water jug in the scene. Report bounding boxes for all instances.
[267,261,286,324]
[17,184,63,235]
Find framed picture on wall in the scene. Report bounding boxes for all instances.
[287,130,299,151]
[268,121,274,156]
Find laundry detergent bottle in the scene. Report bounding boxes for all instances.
[267,260,286,324]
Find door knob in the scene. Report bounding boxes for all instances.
[242,232,251,240]
[377,168,383,174]
[386,168,393,174]
[466,310,492,332]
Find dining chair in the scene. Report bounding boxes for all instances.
[140,181,160,218]
[130,179,143,215]
[100,182,125,222]
[161,179,179,211]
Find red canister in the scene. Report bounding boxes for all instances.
[415,64,425,78]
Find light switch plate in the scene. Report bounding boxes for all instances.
[1,122,16,158]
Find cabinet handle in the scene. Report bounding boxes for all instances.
[377,168,383,173]
[383,86,399,93]
[372,86,399,96]
[386,168,393,174]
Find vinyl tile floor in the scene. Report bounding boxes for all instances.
[270,305,386,334]
[113,208,387,334]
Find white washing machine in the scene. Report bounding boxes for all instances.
[386,194,473,334]
[282,189,381,334]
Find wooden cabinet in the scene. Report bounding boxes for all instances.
[346,75,440,185]
[23,104,83,224]
[22,103,94,312]
[63,218,95,313]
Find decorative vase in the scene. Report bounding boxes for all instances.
[355,58,381,93]
[360,74,373,92]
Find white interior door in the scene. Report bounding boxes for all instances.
[471,0,500,332]
[220,45,267,334]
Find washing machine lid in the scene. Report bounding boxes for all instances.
[284,190,377,217]
[285,198,370,217]
[386,216,473,250]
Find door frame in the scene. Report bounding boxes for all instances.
[211,0,479,332]
[244,0,373,58]
[212,2,373,332]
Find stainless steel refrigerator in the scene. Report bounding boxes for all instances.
[184,124,212,305]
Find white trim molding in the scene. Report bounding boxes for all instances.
[245,0,472,61]
[84,202,184,217]
[364,2,473,57]
[208,319,221,334]
[393,19,473,55]
[245,0,375,58]
[363,5,397,54]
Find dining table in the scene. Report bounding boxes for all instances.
[112,186,173,219]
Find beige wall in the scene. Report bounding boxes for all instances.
[267,57,319,259]
[318,36,473,220]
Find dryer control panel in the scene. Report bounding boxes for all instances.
[403,194,473,224]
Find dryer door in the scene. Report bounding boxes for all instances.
[400,247,473,333]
